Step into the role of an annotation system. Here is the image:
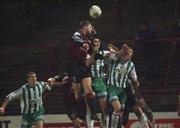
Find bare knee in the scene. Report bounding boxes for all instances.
[72,118,81,128]
[112,100,122,116]
[81,77,93,94]
[35,120,43,128]
[133,105,143,118]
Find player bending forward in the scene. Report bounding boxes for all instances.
[105,44,140,128]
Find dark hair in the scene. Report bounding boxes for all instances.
[26,72,36,78]
[79,20,91,29]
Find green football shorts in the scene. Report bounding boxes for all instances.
[92,77,107,97]
[21,107,44,128]
[107,85,127,105]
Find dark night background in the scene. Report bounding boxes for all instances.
[0,0,180,114]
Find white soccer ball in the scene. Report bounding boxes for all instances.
[89,5,102,19]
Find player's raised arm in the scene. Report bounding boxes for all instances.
[85,38,105,67]
[47,74,70,87]
[128,64,142,99]
[103,43,119,64]
[0,88,22,115]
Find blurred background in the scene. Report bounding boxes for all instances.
[0,0,179,119]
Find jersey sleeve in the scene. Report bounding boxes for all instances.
[6,87,23,101]
[72,32,84,44]
[39,81,52,91]
[104,52,118,65]
[128,64,137,80]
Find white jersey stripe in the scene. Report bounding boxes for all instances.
[24,86,29,114]
[35,85,40,111]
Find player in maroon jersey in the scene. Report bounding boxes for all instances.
[67,20,99,121]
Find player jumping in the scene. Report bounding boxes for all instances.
[68,20,99,121]
[105,44,140,128]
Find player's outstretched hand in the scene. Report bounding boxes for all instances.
[47,78,55,86]
[0,107,5,115]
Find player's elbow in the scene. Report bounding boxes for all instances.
[85,60,90,67]
[131,79,140,87]
[6,94,14,102]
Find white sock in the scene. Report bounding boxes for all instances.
[139,113,149,128]
[86,109,94,128]
[111,111,119,128]
[101,113,109,128]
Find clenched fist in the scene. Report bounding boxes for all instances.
[0,107,5,115]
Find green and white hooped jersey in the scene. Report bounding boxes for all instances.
[7,81,51,114]
[91,51,106,78]
[107,58,137,88]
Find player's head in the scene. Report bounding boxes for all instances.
[92,38,101,49]
[80,20,93,34]
[118,44,133,61]
[26,72,37,85]
[107,43,119,53]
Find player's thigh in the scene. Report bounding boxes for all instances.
[99,97,107,112]
[72,118,81,128]
[137,98,150,111]
[132,104,143,118]
[35,120,43,128]
[81,77,93,93]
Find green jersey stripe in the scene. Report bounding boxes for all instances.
[37,84,41,97]
[24,86,29,114]
[39,82,43,97]
[35,86,40,111]
[19,81,49,114]
[27,87,31,114]
[109,60,115,85]
[118,73,121,87]
[107,58,135,88]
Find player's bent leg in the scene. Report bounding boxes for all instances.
[82,77,99,121]
[99,96,109,128]
[86,110,94,128]
[137,98,157,128]
[99,97,107,113]
[34,114,44,128]
[111,100,122,128]
[72,118,81,128]
[133,104,143,118]
[121,104,129,126]
[93,77,108,125]
[133,105,149,128]
[81,77,93,93]
[35,120,43,128]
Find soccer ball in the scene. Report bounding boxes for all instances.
[89,5,102,19]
